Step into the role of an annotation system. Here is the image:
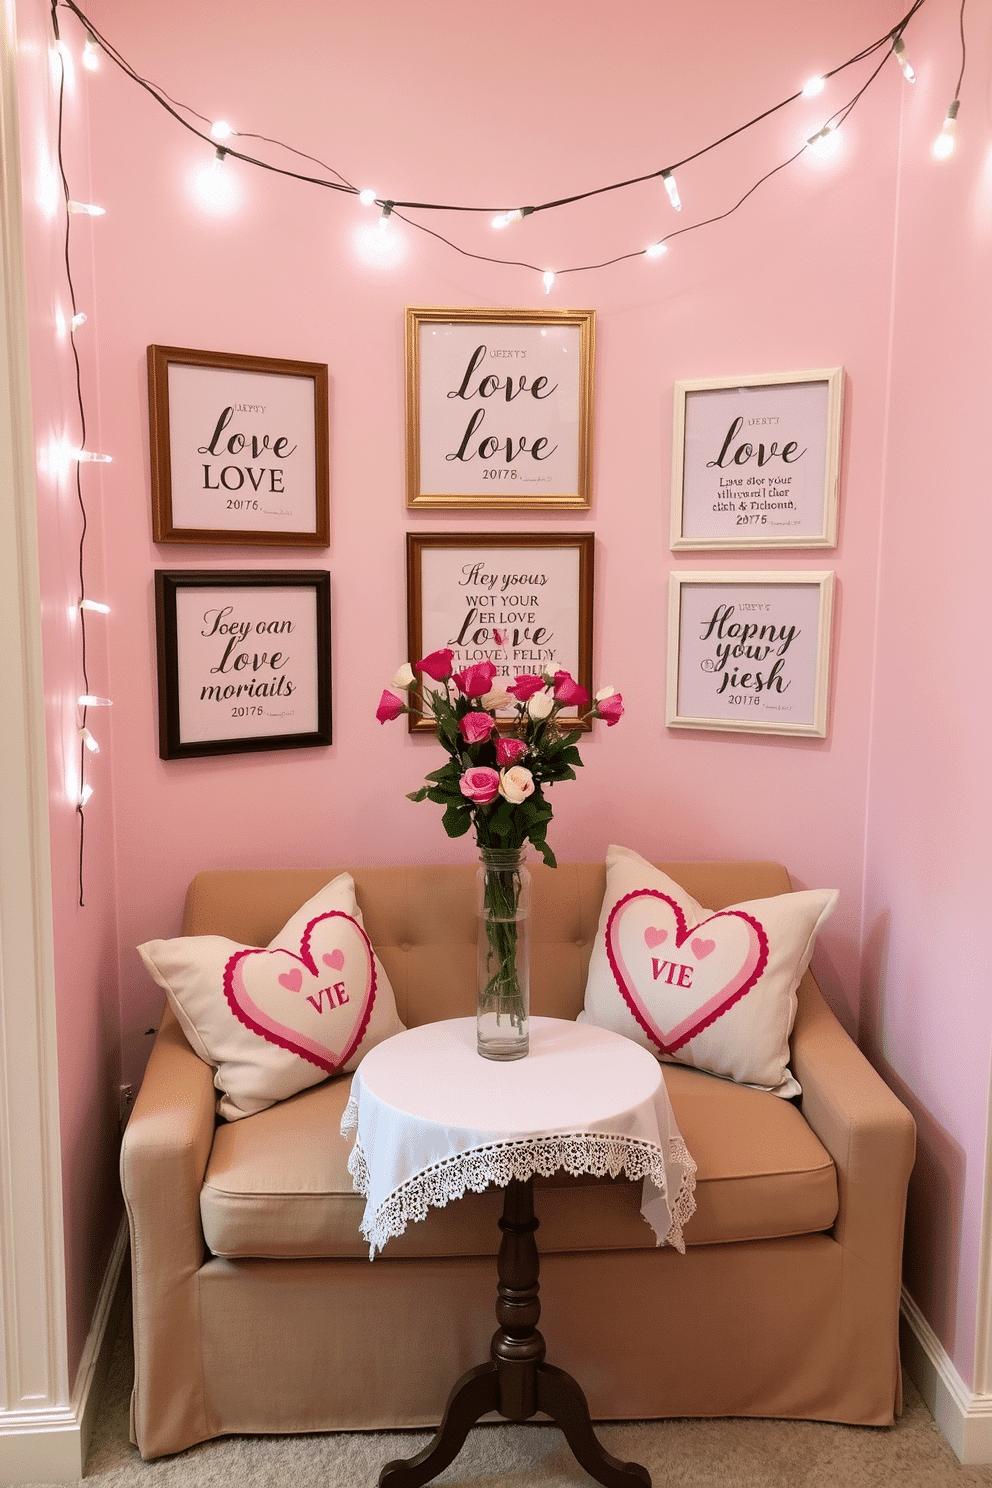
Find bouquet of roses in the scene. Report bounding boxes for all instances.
[375,647,623,867]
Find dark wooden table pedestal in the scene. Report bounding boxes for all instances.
[378,1176,651,1488]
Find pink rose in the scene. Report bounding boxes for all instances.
[506,673,546,701]
[415,648,454,681]
[459,766,500,805]
[597,691,624,726]
[375,689,404,723]
[496,736,528,767]
[459,711,496,745]
[499,765,535,804]
[553,670,589,707]
[452,660,497,697]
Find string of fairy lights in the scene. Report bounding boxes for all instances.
[47,0,968,904]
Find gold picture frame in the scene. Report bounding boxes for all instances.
[405,307,595,510]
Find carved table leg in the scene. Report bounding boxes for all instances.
[378,1176,651,1488]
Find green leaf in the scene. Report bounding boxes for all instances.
[441,804,473,838]
[537,840,558,867]
[559,745,583,767]
[406,787,429,802]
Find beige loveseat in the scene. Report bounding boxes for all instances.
[121,860,916,1460]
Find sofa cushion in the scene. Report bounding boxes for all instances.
[139,873,405,1121]
[580,845,838,1098]
[199,1060,838,1258]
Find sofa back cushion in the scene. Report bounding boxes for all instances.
[182,860,795,1028]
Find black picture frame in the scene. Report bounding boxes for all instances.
[155,569,332,759]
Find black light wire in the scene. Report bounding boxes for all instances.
[51,0,95,906]
[56,0,930,276]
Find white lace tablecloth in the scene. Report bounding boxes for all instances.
[340,1016,696,1258]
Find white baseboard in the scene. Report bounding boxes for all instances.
[0,1217,129,1486]
[901,1286,992,1465]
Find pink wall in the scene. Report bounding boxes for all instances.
[861,0,992,1387]
[15,0,123,1379]
[19,0,989,1403]
[76,0,900,1092]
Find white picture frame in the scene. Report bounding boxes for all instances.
[405,308,595,509]
[671,368,843,549]
[666,571,834,738]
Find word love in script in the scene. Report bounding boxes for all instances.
[444,344,559,466]
[198,405,299,494]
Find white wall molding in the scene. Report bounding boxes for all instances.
[901,1288,992,1465]
[0,0,72,1478]
[0,1218,128,1484]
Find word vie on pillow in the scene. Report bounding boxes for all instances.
[581,846,837,1098]
[138,873,404,1120]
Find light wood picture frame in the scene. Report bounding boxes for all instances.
[671,368,843,549]
[666,570,834,737]
[405,308,595,510]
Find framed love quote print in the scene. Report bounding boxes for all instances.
[405,307,595,509]
[148,345,329,546]
[154,569,332,758]
[406,532,594,732]
[671,368,843,549]
[666,571,834,738]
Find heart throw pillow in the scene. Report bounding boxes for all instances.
[580,846,837,1097]
[138,873,404,1120]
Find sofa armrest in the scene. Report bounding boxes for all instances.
[120,1002,217,1456]
[791,973,915,1260]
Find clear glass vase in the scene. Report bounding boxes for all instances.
[476,845,531,1060]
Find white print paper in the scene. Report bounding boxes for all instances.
[175,587,318,743]
[419,545,582,714]
[418,322,582,498]
[168,364,317,533]
[676,583,823,729]
[681,381,829,542]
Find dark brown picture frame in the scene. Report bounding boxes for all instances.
[406,532,595,733]
[148,345,330,546]
[155,569,332,759]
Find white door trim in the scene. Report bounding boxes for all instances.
[0,0,71,1470]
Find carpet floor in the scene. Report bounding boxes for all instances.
[19,1318,992,1488]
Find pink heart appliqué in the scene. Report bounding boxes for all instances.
[605,889,768,1054]
[223,911,377,1075]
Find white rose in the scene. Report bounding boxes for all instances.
[481,688,512,711]
[499,765,535,804]
[392,662,416,689]
[527,690,554,719]
[595,685,616,701]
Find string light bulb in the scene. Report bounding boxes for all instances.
[81,32,99,70]
[210,119,234,140]
[78,694,113,707]
[644,241,668,259]
[358,188,377,206]
[79,727,100,754]
[802,75,826,97]
[79,598,110,613]
[196,146,237,211]
[661,170,682,211]
[932,99,959,159]
[71,311,87,330]
[541,270,555,293]
[807,122,840,157]
[491,206,533,230]
[78,783,93,807]
[72,449,113,463]
[67,200,105,216]
[377,201,394,232]
[891,35,916,83]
